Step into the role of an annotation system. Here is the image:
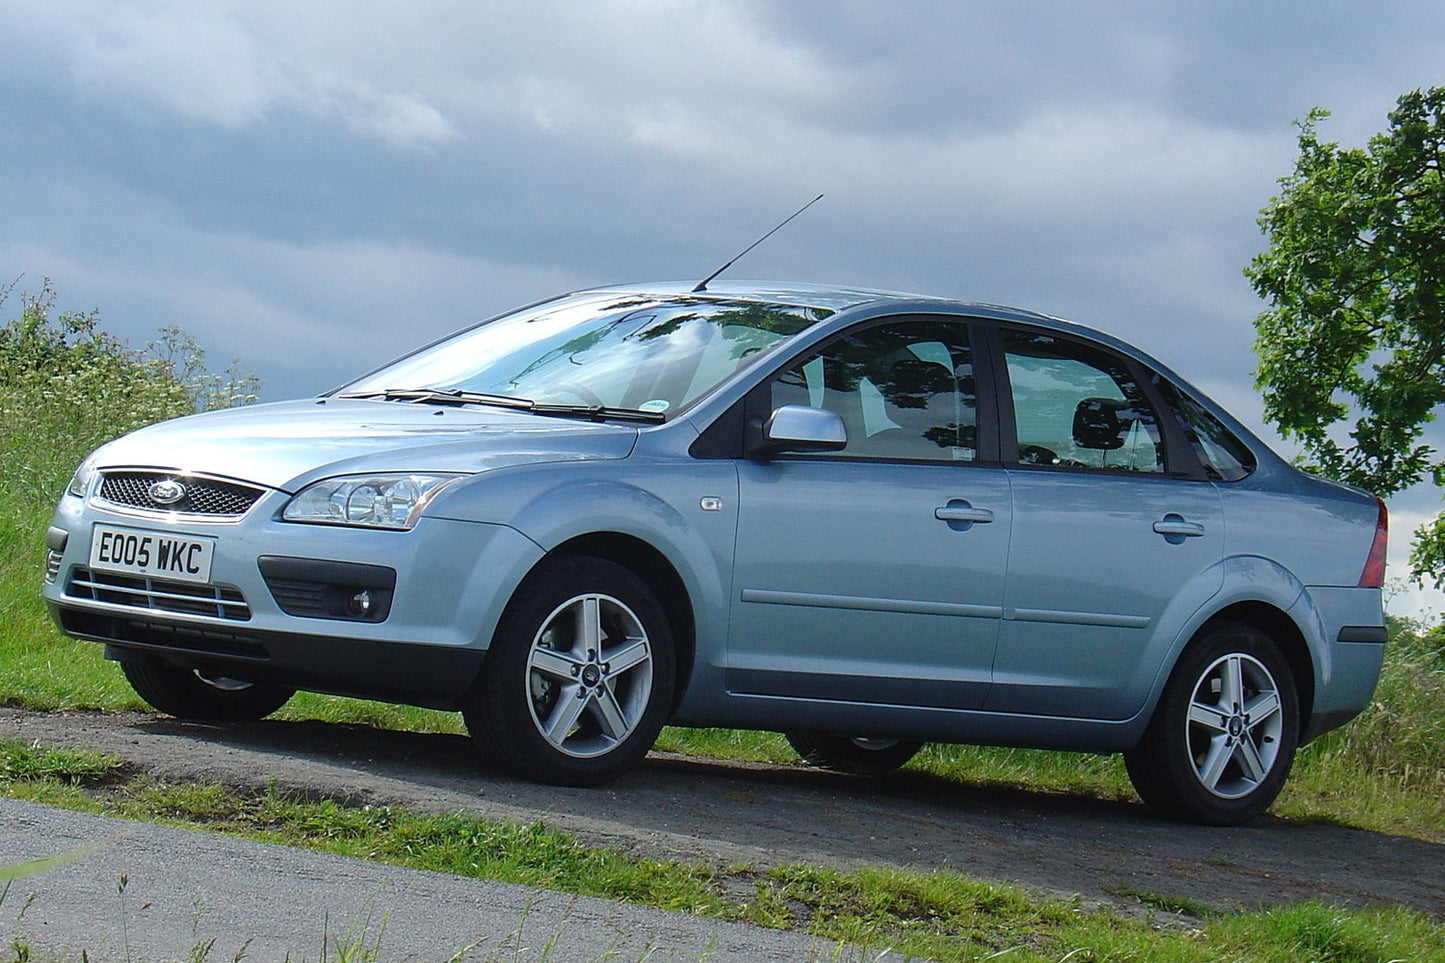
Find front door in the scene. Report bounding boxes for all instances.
[727,318,1010,709]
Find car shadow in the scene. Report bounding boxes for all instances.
[131,714,1445,919]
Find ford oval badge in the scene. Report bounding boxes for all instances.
[148,479,186,506]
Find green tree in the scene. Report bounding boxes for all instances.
[1246,88,1445,588]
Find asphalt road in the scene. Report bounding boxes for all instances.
[1,797,866,961]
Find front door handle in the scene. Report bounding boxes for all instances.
[936,505,995,523]
[1153,514,1206,539]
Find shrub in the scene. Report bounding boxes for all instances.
[0,277,259,506]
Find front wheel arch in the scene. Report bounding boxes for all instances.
[545,533,696,711]
[463,554,676,786]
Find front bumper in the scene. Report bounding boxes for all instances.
[42,487,545,710]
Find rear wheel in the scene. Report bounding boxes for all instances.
[463,556,675,787]
[120,657,294,721]
[1124,621,1299,825]
[786,731,924,776]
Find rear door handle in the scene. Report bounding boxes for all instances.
[1153,515,1205,538]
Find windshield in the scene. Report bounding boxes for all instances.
[340,293,831,418]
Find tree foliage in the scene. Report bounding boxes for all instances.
[1246,88,1445,588]
[0,277,260,505]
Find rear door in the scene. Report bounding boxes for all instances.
[988,327,1224,719]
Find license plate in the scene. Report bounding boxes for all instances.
[89,525,216,584]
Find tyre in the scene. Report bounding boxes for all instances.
[120,657,294,721]
[463,555,675,787]
[1124,621,1299,825]
[786,731,924,776]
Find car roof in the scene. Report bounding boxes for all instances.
[579,280,1063,325]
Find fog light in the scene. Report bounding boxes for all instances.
[349,590,374,617]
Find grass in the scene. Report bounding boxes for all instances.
[4,746,1444,963]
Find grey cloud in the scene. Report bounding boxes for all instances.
[2,1,1443,612]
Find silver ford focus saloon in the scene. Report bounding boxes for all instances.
[42,282,1389,825]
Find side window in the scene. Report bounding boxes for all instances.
[768,321,977,462]
[1154,379,1257,481]
[1003,330,1164,474]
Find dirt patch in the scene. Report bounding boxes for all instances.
[3,706,1442,920]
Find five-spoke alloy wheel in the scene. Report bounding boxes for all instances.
[1125,621,1299,825]
[464,555,675,786]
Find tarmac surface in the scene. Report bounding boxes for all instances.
[1,796,872,962]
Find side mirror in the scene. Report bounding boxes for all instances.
[753,405,847,457]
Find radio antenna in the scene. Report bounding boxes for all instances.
[692,193,824,293]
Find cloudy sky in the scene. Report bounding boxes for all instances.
[2,0,1442,616]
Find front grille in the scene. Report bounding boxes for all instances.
[66,568,251,621]
[98,472,265,517]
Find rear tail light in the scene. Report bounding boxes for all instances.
[1359,497,1388,588]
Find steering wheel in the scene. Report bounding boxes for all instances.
[1018,444,1058,466]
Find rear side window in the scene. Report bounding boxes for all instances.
[1002,330,1164,474]
[1155,380,1257,481]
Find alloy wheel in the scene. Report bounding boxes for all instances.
[1185,652,1285,799]
[525,592,655,759]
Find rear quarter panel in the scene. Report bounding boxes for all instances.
[1217,466,1381,588]
[1215,463,1385,740]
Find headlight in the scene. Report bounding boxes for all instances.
[66,454,100,498]
[282,473,462,530]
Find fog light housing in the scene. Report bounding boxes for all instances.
[258,557,396,623]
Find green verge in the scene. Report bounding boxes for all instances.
[3,744,1442,963]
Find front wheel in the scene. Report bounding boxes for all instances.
[1124,621,1299,825]
[463,556,675,787]
[120,657,294,721]
[786,731,924,776]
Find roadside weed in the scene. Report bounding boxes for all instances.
[0,743,118,785]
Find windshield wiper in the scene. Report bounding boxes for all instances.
[339,388,534,409]
[339,388,665,423]
[527,403,665,424]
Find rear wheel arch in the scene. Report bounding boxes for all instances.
[544,532,696,710]
[1200,601,1314,737]
[1127,617,1302,824]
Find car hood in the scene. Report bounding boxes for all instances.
[90,398,640,491]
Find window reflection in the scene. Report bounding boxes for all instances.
[1004,331,1164,473]
[770,322,977,462]
[344,296,830,416]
